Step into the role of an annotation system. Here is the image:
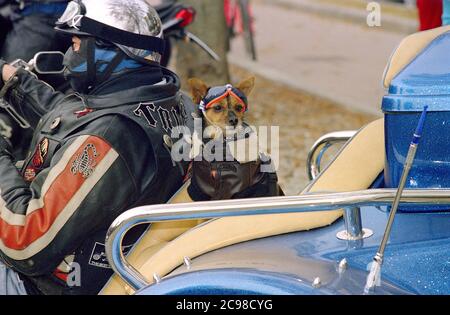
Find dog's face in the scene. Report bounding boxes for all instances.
[188,77,255,135]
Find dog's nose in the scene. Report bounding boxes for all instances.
[228,112,238,127]
[229,117,238,126]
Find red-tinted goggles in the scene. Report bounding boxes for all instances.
[199,84,248,112]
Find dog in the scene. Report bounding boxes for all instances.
[187,76,255,139]
[186,77,281,201]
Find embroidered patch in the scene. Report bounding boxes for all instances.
[133,102,184,131]
[31,138,49,169]
[70,143,99,178]
[24,167,36,182]
[23,138,49,182]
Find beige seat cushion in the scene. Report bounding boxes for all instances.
[100,118,385,295]
[383,26,450,88]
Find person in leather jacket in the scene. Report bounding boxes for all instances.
[0,0,71,160]
[0,0,194,295]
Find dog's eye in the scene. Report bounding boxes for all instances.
[235,105,244,113]
[213,105,223,112]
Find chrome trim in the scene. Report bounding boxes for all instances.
[345,207,363,238]
[105,189,450,291]
[336,228,373,241]
[306,131,357,180]
[336,207,373,240]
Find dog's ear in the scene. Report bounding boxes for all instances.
[187,78,209,104]
[236,76,255,96]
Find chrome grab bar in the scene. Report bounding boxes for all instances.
[105,189,450,291]
[307,131,357,180]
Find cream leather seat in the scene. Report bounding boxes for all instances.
[100,118,385,295]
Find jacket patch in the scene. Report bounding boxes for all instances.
[88,242,132,269]
[24,168,36,182]
[32,138,49,169]
[70,143,99,178]
[23,138,49,182]
[133,102,184,132]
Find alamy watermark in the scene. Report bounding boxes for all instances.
[367,2,381,27]
[170,118,280,173]
[66,262,81,287]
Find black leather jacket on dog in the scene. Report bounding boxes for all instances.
[187,137,280,201]
[0,66,193,295]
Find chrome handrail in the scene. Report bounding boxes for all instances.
[307,131,357,180]
[105,189,450,291]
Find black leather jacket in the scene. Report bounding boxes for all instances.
[0,66,194,295]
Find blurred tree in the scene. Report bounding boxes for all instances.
[175,0,230,87]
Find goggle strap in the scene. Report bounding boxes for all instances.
[204,93,229,109]
[86,37,96,91]
[64,16,165,54]
[228,90,247,110]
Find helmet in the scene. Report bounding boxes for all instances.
[55,0,165,93]
[55,0,164,63]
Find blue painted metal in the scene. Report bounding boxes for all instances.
[383,31,450,205]
[137,205,450,295]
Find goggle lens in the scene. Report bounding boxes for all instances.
[203,87,248,112]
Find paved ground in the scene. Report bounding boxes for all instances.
[269,0,418,33]
[228,0,408,116]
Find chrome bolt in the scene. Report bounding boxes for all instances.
[153,273,161,284]
[338,258,348,274]
[312,277,322,288]
[183,256,192,269]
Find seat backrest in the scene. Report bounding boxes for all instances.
[383,26,450,88]
[100,119,385,295]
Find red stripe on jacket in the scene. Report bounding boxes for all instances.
[0,136,112,250]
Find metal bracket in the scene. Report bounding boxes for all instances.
[336,207,373,240]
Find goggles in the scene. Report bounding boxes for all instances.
[56,0,85,28]
[55,0,165,55]
[199,84,248,112]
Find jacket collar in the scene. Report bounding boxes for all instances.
[80,67,180,109]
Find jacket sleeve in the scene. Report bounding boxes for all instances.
[4,68,66,128]
[0,134,140,276]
